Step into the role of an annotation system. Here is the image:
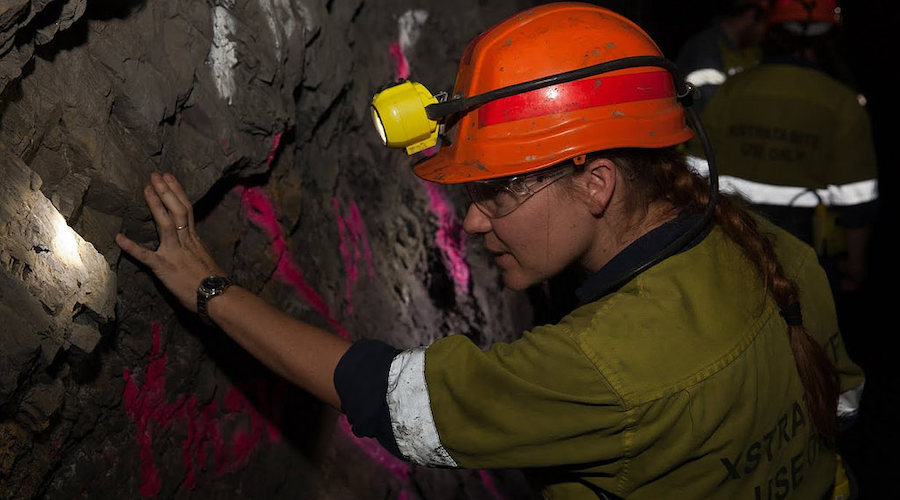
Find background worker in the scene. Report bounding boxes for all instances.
[676,0,770,112]
[696,0,878,296]
[116,3,863,498]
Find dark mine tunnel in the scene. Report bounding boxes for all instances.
[1,1,896,499]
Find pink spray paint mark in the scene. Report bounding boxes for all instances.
[389,37,470,295]
[123,323,281,496]
[239,186,422,498]
[122,322,170,497]
[238,186,351,340]
[422,181,470,294]
[179,395,227,490]
[265,131,283,169]
[478,469,507,500]
[332,198,375,315]
[222,387,266,472]
[388,41,410,80]
[337,415,411,482]
[338,415,416,499]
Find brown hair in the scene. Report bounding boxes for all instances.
[602,146,840,439]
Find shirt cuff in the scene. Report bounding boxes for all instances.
[333,338,403,458]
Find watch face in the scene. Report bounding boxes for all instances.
[202,276,229,291]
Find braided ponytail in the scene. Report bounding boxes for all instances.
[608,147,840,439]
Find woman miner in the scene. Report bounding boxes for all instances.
[115,3,864,499]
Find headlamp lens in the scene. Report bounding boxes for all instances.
[371,107,387,145]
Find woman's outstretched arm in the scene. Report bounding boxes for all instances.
[115,172,349,409]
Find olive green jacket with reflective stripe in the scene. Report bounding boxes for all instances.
[700,63,878,207]
[424,221,864,499]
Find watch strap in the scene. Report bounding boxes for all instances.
[197,276,233,325]
[197,289,212,325]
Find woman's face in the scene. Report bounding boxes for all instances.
[462,177,597,291]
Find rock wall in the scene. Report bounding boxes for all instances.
[1,1,540,498]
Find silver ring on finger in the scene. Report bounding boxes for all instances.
[176,224,188,231]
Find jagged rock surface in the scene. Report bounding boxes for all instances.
[0,1,539,498]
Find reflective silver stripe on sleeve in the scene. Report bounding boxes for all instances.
[386,347,459,467]
[685,156,878,207]
[838,381,864,419]
[685,68,727,88]
[826,179,879,206]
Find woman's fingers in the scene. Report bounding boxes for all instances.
[162,173,197,235]
[145,183,178,242]
[153,173,222,273]
[151,173,190,235]
[115,233,159,269]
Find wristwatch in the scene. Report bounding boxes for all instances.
[197,275,233,325]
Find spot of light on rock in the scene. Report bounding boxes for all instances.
[857,94,867,107]
[52,212,83,268]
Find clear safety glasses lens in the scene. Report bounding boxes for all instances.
[465,164,577,218]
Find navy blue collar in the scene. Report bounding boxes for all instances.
[575,214,712,304]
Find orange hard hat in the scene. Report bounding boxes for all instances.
[413,2,693,184]
[768,0,841,26]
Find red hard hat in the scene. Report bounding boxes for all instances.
[414,2,693,184]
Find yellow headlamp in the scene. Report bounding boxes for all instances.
[370,81,440,155]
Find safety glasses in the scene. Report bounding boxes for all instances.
[465,163,579,218]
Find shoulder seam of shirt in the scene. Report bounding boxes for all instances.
[557,307,631,410]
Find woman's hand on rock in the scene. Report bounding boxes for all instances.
[116,172,226,312]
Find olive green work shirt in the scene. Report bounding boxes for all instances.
[421,222,863,499]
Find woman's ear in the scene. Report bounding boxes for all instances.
[583,158,617,216]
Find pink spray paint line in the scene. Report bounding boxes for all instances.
[349,201,375,275]
[332,198,375,315]
[240,187,420,498]
[422,181,470,294]
[336,415,411,481]
[179,395,225,490]
[478,469,507,500]
[265,132,283,169]
[238,186,351,340]
[388,39,471,294]
[388,42,410,81]
[122,322,172,497]
[123,323,282,496]
[181,379,284,486]
[222,387,267,472]
[336,414,415,500]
